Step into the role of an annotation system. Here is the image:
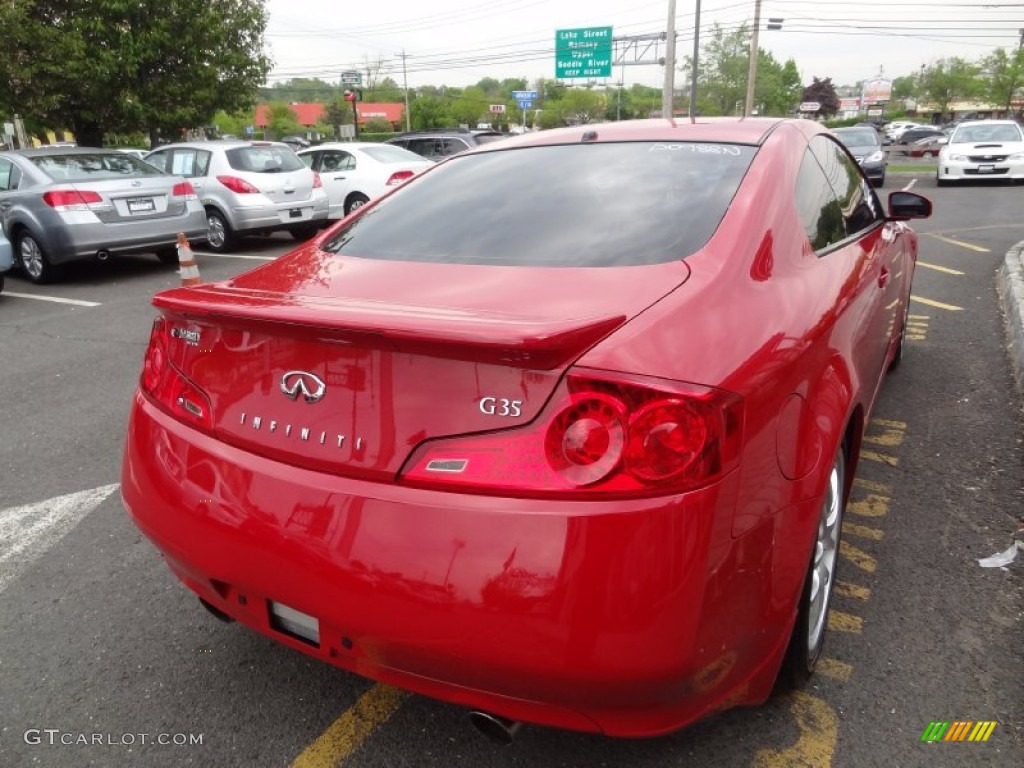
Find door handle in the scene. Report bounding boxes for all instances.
[878,266,890,288]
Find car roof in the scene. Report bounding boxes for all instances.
[467,117,804,153]
[7,146,124,156]
[955,119,1019,127]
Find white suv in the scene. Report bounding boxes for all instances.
[145,140,330,252]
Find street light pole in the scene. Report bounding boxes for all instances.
[744,0,763,116]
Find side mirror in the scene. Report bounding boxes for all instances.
[887,191,931,221]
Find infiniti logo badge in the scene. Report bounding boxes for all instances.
[280,371,326,403]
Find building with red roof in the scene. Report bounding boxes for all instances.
[254,103,405,130]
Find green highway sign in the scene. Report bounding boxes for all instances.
[555,26,612,79]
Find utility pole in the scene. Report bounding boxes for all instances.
[401,50,411,132]
[662,0,677,119]
[689,0,701,118]
[744,0,763,116]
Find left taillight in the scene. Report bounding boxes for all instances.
[399,369,743,499]
[42,190,102,210]
[313,172,323,188]
[140,317,213,432]
[172,181,198,200]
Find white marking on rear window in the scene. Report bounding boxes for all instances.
[649,143,742,155]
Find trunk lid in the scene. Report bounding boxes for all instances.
[152,249,690,478]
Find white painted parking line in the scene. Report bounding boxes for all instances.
[192,250,275,261]
[0,484,119,593]
[2,292,102,307]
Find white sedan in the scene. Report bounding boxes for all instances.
[937,119,1024,186]
[297,142,433,219]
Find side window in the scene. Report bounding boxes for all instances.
[809,136,882,236]
[337,152,356,171]
[170,149,204,177]
[146,151,168,173]
[795,149,845,253]
[441,138,470,156]
[0,158,21,191]
[195,150,212,177]
[298,153,315,169]
[408,138,438,158]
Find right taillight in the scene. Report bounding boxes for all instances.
[140,317,213,432]
[400,369,742,499]
[216,175,261,194]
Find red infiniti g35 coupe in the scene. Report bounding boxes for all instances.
[121,118,931,739]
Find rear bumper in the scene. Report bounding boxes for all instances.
[938,158,1024,181]
[42,207,208,264]
[226,196,330,234]
[121,393,803,736]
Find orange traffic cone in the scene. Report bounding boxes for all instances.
[176,233,202,286]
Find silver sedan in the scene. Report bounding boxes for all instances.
[0,147,207,283]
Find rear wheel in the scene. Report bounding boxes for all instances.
[936,174,949,187]
[205,209,235,253]
[888,300,910,372]
[779,446,845,687]
[344,193,370,216]
[17,232,60,284]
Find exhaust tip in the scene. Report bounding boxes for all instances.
[96,250,111,261]
[467,711,522,745]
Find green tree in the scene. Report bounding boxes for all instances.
[802,77,841,117]
[0,0,270,147]
[919,57,983,119]
[983,47,1024,115]
[261,78,337,103]
[265,102,301,139]
[323,97,354,137]
[410,96,457,130]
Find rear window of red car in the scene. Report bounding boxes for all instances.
[324,142,755,267]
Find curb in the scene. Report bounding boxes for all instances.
[997,239,1024,398]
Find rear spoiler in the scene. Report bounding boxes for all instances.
[153,285,626,370]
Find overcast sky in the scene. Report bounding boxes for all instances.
[264,0,1024,92]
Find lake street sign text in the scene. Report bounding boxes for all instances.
[555,26,612,79]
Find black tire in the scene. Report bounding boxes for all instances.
[290,225,319,241]
[936,175,949,187]
[155,247,179,265]
[888,300,910,372]
[778,446,845,688]
[0,274,4,294]
[344,193,370,216]
[872,176,885,189]
[16,231,60,284]
[205,209,235,253]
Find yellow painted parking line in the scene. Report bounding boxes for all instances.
[916,261,964,275]
[840,541,877,573]
[860,450,899,467]
[848,494,888,518]
[910,294,963,311]
[842,522,884,541]
[752,692,838,768]
[924,233,990,253]
[290,684,408,768]
[853,478,891,495]
[828,611,864,634]
[863,421,905,447]
[834,581,871,601]
[816,657,854,683]
[2,291,101,307]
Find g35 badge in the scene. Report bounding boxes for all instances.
[479,396,523,417]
